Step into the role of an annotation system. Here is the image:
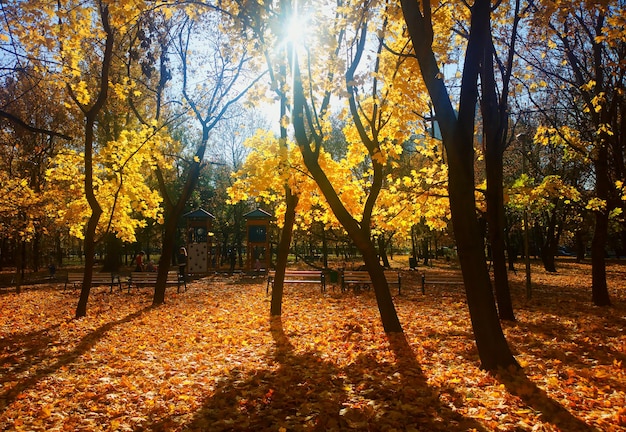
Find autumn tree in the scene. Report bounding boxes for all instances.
[0,67,75,290]
[208,105,269,268]
[151,6,262,305]
[400,0,519,368]
[2,0,119,315]
[3,0,179,316]
[287,1,424,332]
[520,0,625,305]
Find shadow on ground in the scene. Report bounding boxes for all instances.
[148,318,486,431]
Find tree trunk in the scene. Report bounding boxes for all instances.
[400,0,519,370]
[75,4,112,318]
[153,133,207,305]
[76,116,104,318]
[321,222,328,269]
[540,207,560,273]
[485,152,515,320]
[591,146,611,306]
[102,234,122,272]
[291,58,402,333]
[270,190,298,316]
[377,235,390,268]
[153,211,179,305]
[14,241,24,294]
[575,229,586,262]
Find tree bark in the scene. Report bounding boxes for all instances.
[76,3,113,318]
[291,56,402,333]
[400,0,519,370]
[153,128,208,306]
[485,151,515,320]
[270,189,298,316]
[591,145,611,306]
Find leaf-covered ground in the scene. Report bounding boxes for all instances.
[1,260,625,431]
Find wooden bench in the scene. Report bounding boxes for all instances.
[341,270,402,295]
[266,270,326,294]
[421,271,464,294]
[128,271,186,293]
[64,273,122,293]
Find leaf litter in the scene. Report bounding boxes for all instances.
[0,261,624,431]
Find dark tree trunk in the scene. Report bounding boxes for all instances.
[479,2,520,321]
[591,146,611,306]
[76,116,104,318]
[32,231,40,272]
[154,210,178,305]
[400,0,519,370]
[321,223,328,269]
[540,207,560,273]
[485,153,515,320]
[75,4,112,318]
[575,229,586,262]
[102,234,123,272]
[291,49,402,332]
[14,241,24,294]
[377,235,390,268]
[154,129,208,305]
[270,190,298,316]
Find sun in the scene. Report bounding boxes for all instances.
[286,14,306,47]
[283,6,311,50]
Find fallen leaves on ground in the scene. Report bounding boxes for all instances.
[0,260,625,431]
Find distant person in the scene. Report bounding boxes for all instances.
[145,260,156,272]
[134,251,145,272]
[178,247,188,277]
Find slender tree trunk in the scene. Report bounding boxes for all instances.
[32,231,40,272]
[102,234,122,272]
[75,4,112,318]
[292,59,402,333]
[321,222,328,268]
[154,211,178,305]
[270,190,298,316]
[540,208,559,272]
[377,235,390,268]
[76,116,104,318]
[485,154,515,320]
[591,146,611,306]
[14,240,24,294]
[154,131,208,305]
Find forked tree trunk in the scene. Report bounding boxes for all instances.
[400,0,519,370]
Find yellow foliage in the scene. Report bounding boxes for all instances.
[46,125,168,242]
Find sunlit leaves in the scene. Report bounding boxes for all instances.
[1,262,625,430]
[46,125,167,242]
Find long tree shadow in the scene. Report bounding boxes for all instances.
[171,317,347,431]
[366,332,486,431]
[0,306,150,411]
[158,319,485,431]
[497,369,595,431]
[0,324,62,386]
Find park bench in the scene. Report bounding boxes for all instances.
[266,270,326,294]
[128,271,186,293]
[420,271,464,294]
[64,272,122,293]
[341,270,402,295]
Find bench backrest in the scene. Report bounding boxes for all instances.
[67,273,116,282]
[131,271,179,282]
